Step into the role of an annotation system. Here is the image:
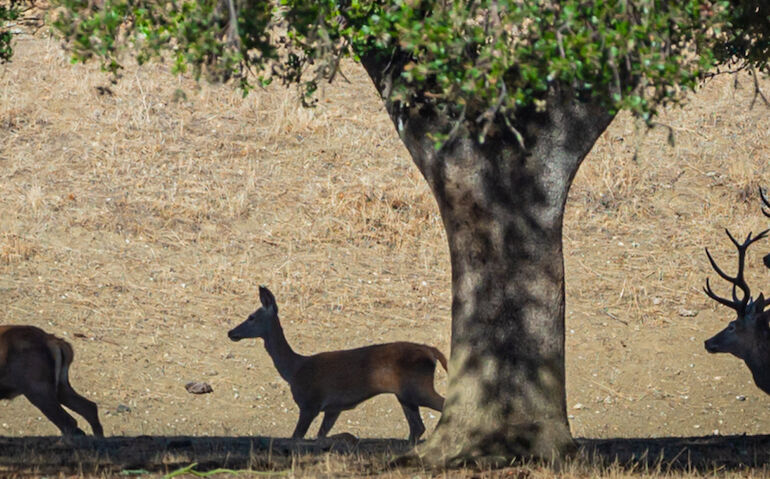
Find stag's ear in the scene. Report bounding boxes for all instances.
[755,294,770,334]
[259,286,278,313]
[756,293,766,312]
[748,294,766,318]
[763,253,770,269]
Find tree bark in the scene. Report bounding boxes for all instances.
[362,55,615,466]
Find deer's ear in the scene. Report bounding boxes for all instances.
[763,253,770,269]
[259,286,278,313]
[747,294,766,318]
[756,293,766,312]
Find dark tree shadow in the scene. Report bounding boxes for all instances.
[580,434,770,471]
[1,434,770,475]
[0,435,411,475]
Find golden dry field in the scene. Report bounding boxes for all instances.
[1,27,770,477]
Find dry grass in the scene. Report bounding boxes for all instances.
[0,26,770,477]
[2,435,770,477]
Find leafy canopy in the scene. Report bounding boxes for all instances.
[1,0,21,63]
[713,1,769,72]
[40,1,766,133]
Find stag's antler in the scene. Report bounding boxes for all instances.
[763,188,770,271]
[761,187,770,218]
[704,228,770,314]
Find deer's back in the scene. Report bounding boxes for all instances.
[0,325,55,360]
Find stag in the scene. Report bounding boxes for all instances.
[228,286,446,443]
[0,325,104,436]
[703,189,770,394]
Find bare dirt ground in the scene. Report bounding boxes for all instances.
[0,28,770,476]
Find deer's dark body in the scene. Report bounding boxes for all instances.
[228,287,446,443]
[0,325,103,437]
[703,188,770,395]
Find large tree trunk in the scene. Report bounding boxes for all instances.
[362,56,615,466]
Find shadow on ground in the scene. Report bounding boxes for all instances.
[0,435,769,475]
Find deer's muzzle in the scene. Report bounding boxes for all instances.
[228,330,243,342]
[704,338,721,354]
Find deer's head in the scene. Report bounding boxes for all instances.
[228,286,279,341]
[703,189,770,360]
[705,294,769,359]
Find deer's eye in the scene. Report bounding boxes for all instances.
[727,323,736,332]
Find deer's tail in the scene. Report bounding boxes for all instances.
[46,337,74,393]
[431,347,448,372]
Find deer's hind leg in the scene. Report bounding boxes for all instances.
[397,400,425,444]
[58,379,104,437]
[24,387,84,436]
[416,386,444,412]
[406,371,444,411]
[13,352,84,436]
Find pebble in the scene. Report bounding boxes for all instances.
[185,382,213,394]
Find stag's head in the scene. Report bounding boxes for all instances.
[228,286,279,341]
[703,189,770,359]
[704,293,768,359]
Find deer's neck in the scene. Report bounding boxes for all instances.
[744,342,770,395]
[263,321,301,382]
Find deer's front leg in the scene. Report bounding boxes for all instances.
[291,408,318,439]
[317,411,341,438]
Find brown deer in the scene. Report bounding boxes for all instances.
[703,189,770,394]
[227,286,446,443]
[0,325,104,437]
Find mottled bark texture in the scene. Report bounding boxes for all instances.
[362,54,615,466]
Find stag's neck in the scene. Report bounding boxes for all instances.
[744,343,770,395]
[264,321,302,382]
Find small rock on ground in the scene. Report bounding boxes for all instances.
[185,382,213,394]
